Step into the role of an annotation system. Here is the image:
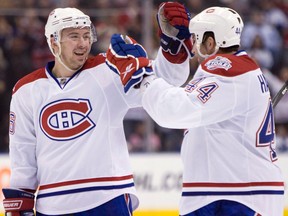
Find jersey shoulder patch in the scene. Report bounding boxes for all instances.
[12,68,47,95]
[202,53,259,77]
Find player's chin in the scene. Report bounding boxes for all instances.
[75,56,88,65]
[70,60,86,70]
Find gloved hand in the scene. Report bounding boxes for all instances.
[157,2,193,63]
[2,188,35,216]
[106,34,154,93]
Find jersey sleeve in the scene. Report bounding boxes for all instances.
[152,48,190,87]
[108,48,190,108]
[9,88,38,190]
[104,63,143,108]
[141,75,239,129]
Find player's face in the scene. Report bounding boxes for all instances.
[191,33,216,63]
[191,34,203,63]
[58,27,92,70]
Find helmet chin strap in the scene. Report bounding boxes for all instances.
[54,42,83,75]
[196,43,219,59]
[56,53,78,74]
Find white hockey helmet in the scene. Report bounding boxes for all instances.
[189,7,243,48]
[45,7,97,55]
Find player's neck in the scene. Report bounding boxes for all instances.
[52,61,75,78]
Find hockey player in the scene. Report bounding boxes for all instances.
[2,5,191,216]
[107,5,285,216]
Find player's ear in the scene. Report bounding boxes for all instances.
[205,36,216,55]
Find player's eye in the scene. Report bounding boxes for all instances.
[69,34,80,40]
[83,34,91,41]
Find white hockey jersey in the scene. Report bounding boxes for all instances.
[8,49,189,214]
[142,51,285,216]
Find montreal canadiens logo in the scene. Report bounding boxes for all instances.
[205,56,232,71]
[40,99,95,141]
[9,112,16,135]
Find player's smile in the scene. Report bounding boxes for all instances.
[72,50,88,66]
[74,50,87,59]
[75,51,85,56]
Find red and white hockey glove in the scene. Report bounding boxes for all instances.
[106,34,154,93]
[2,188,35,216]
[157,2,193,63]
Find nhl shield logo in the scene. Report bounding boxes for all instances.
[40,99,95,141]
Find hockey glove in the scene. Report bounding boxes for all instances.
[106,34,154,93]
[2,188,35,216]
[157,2,193,63]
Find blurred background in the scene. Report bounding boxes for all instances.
[0,0,288,215]
[0,0,288,153]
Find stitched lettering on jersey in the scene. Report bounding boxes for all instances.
[197,82,219,103]
[40,99,95,141]
[256,101,277,162]
[205,56,232,71]
[185,77,205,93]
[257,74,269,93]
[185,78,219,104]
[9,112,16,135]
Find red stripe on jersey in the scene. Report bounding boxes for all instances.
[81,53,106,71]
[12,68,47,95]
[12,54,106,95]
[201,53,259,77]
[39,174,134,190]
[183,181,284,187]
